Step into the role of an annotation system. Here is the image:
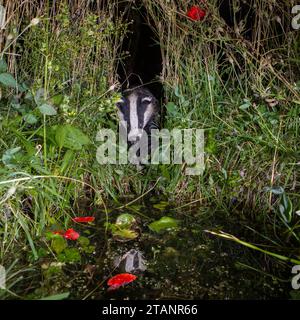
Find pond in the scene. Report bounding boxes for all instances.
[4,197,291,300]
[68,199,292,299]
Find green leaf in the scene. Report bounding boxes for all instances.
[153,201,169,211]
[55,124,90,150]
[34,88,46,105]
[148,216,179,233]
[78,236,90,247]
[23,113,38,125]
[51,236,67,254]
[0,59,8,73]
[2,147,22,168]
[239,103,251,110]
[279,193,293,224]
[113,228,139,240]
[36,125,58,146]
[52,94,64,105]
[40,292,70,300]
[19,82,29,93]
[58,248,81,263]
[60,150,75,174]
[0,73,17,88]
[265,186,284,195]
[38,103,57,116]
[166,102,177,115]
[115,214,136,229]
[239,99,251,110]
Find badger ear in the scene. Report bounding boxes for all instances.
[116,97,124,109]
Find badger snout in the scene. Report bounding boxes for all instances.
[128,129,143,142]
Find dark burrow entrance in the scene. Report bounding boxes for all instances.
[116,2,163,101]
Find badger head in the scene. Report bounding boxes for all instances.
[116,88,159,143]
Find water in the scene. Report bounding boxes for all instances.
[68,198,290,300]
[5,198,291,300]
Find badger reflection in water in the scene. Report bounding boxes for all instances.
[114,249,147,274]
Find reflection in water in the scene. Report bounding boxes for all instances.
[84,201,289,300]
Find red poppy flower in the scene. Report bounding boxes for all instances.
[187,5,206,21]
[107,273,137,290]
[63,228,80,240]
[72,216,95,223]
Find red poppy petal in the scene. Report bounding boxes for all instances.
[107,273,137,288]
[64,228,80,240]
[187,6,206,21]
[72,216,95,223]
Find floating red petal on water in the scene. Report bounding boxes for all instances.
[107,273,137,289]
[187,5,206,21]
[64,228,80,240]
[72,216,95,223]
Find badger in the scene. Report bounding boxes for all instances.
[116,87,160,166]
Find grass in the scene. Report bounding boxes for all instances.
[0,0,299,298]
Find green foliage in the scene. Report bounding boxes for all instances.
[51,236,67,255]
[0,73,17,88]
[78,236,95,254]
[115,214,136,229]
[40,292,70,300]
[38,103,57,116]
[105,214,139,241]
[148,217,179,233]
[55,125,90,150]
[58,248,81,263]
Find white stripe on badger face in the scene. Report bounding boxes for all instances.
[128,93,142,142]
[118,110,125,122]
[143,103,154,130]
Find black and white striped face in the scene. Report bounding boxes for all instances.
[116,88,159,143]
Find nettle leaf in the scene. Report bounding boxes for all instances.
[2,147,22,168]
[23,113,38,125]
[19,82,29,93]
[0,59,8,73]
[0,73,17,88]
[148,216,179,233]
[34,88,46,105]
[55,124,90,150]
[38,103,57,116]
